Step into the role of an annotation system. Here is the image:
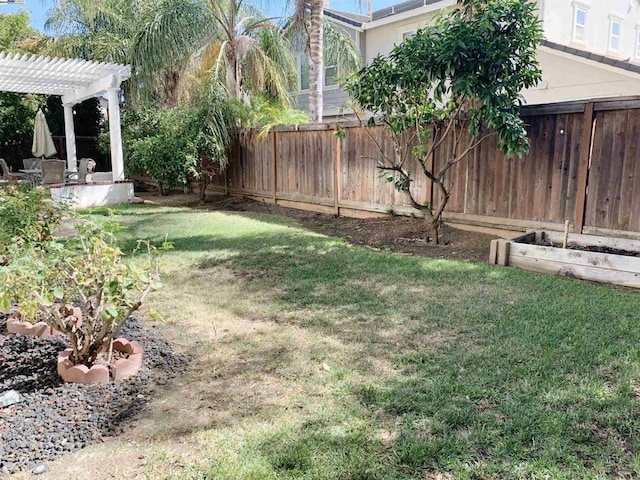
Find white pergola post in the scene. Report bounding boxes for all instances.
[63,103,77,172]
[0,53,131,187]
[107,87,124,181]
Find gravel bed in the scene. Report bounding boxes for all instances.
[0,313,190,477]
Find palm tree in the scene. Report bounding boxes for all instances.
[291,0,369,123]
[201,0,298,104]
[45,0,205,106]
[46,0,298,108]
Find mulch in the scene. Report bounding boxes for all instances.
[162,194,498,264]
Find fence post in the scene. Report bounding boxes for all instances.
[334,127,341,216]
[272,130,277,204]
[573,101,595,234]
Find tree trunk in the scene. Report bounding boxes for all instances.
[426,178,451,245]
[308,0,324,123]
[426,216,440,245]
[164,70,182,108]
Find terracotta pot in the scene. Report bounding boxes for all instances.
[6,306,82,338]
[57,337,144,384]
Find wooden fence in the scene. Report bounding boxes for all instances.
[205,97,640,239]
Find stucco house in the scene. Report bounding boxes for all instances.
[294,0,640,119]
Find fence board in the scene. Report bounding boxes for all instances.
[585,108,640,232]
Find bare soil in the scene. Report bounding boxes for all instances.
[145,193,497,263]
[532,238,640,257]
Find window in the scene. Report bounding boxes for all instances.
[609,19,622,52]
[299,54,309,90]
[636,29,640,59]
[299,55,339,89]
[402,30,416,42]
[573,7,587,42]
[325,65,337,87]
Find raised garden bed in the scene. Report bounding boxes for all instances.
[489,231,640,289]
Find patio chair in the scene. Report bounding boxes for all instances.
[66,158,90,184]
[22,158,42,170]
[41,159,67,186]
[0,158,29,182]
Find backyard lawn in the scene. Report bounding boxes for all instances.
[37,202,640,479]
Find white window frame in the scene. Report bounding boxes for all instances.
[609,16,623,53]
[297,54,340,91]
[636,27,640,60]
[572,4,588,44]
[400,29,416,43]
[324,64,338,87]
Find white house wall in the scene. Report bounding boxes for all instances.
[540,0,640,60]
[523,48,640,104]
[364,10,442,64]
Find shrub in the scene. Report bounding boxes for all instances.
[184,84,239,201]
[125,107,191,195]
[124,86,239,198]
[0,185,65,258]
[0,223,162,367]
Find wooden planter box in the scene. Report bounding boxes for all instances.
[489,231,640,289]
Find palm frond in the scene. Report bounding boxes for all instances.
[323,19,362,77]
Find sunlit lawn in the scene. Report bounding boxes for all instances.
[87,203,640,479]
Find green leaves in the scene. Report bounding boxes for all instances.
[344,0,542,161]
[0,185,66,256]
[0,214,160,366]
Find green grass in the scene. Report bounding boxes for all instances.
[87,204,640,479]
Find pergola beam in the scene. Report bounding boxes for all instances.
[0,52,131,183]
[61,73,121,105]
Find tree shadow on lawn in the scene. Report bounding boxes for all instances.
[113,209,640,478]
[190,231,640,478]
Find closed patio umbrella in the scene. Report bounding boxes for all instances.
[31,109,57,158]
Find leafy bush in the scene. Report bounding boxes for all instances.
[184,85,239,201]
[124,85,239,197]
[0,222,163,366]
[0,185,65,257]
[124,107,191,195]
[241,95,308,140]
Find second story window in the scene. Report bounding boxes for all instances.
[609,19,622,53]
[325,65,337,87]
[573,7,587,43]
[298,55,340,90]
[300,54,309,90]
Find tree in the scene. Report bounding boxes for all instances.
[343,0,542,244]
[46,0,211,107]
[0,9,42,52]
[124,82,238,196]
[198,0,298,104]
[291,0,368,123]
[48,0,299,108]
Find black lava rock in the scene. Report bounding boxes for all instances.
[0,316,191,476]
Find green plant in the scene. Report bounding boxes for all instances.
[125,86,239,199]
[0,223,161,366]
[184,84,239,202]
[0,185,66,257]
[125,106,193,195]
[241,95,309,140]
[343,0,542,244]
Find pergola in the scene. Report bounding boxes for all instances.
[0,52,131,181]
